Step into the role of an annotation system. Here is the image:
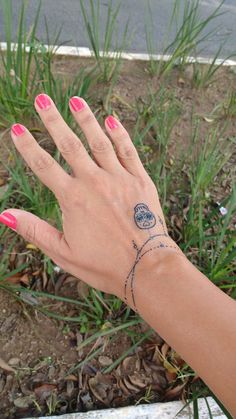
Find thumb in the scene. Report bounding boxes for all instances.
[0,209,68,262]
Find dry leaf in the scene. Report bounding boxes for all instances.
[5,273,22,284]
[165,382,187,400]
[203,116,214,123]
[20,273,30,286]
[26,243,38,250]
[0,358,15,373]
[98,356,113,367]
[65,374,78,382]
[34,384,57,401]
[161,343,170,358]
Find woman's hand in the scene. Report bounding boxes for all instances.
[0,94,179,303]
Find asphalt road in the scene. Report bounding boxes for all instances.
[0,0,236,58]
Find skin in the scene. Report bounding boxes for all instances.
[1,94,236,415]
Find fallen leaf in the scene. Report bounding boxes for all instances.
[26,243,38,250]
[5,273,22,284]
[13,396,34,408]
[178,78,185,86]
[98,356,113,367]
[77,280,90,299]
[65,374,78,382]
[20,273,30,286]
[203,116,214,123]
[165,381,187,400]
[161,343,170,358]
[34,384,57,401]
[0,358,15,373]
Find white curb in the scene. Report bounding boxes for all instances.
[1,42,236,66]
[26,397,227,419]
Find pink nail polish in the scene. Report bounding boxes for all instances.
[11,124,25,137]
[0,212,17,230]
[36,94,51,110]
[106,115,119,130]
[69,97,85,112]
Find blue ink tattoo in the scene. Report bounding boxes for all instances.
[134,203,156,230]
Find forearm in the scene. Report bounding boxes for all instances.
[125,251,236,415]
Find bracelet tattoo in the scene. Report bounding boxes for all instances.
[124,203,179,313]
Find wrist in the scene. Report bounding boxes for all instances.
[122,236,186,311]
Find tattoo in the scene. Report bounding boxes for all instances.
[124,203,180,313]
[134,203,156,230]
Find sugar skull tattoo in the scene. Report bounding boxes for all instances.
[134,203,156,230]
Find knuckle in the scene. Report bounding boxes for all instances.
[117,144,137,160]
[137,174,155,190]
[90,138,111,154]
[56,181,73,210]
[43,111,60,125]
[32,152,55,172]
[24,223,37,243]
[78,111,95,127]
[57,134,82,155]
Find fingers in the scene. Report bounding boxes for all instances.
[105,116,146,177]
[69,97,122,173]
[0,209,70,267]
[11,124,71,201]
[34,94,97,177]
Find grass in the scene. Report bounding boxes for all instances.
[0,0,235,417]
[145,0,228,79]
[79,0,129,83]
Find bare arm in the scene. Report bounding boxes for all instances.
[124,249,236,415]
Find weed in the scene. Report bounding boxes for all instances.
[0,0,94,128]
[79,0,129,82]
[134,87,182,208]
[0,0,41,126]
[146,0,226,77]
[223,91,236,118]
[182,124,233,247]
[191,46,235,88]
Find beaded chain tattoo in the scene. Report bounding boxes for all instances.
[124,203,179,313]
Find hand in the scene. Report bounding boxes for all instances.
[1,94,180,303]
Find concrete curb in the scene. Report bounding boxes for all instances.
[1,42,236,66]
[26,397,226,419]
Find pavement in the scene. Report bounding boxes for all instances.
[0,0,236,58]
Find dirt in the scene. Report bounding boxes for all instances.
[0,57,236,417]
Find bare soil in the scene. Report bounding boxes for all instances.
[0,57,236,418]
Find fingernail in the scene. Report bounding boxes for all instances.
[69,97,85,112]
[36,93,51,110]
[106,115,119,130]
[11,123,25,137]
[0,212,17,231]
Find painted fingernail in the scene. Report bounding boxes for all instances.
[69,97,85,112]
[106,115,119,130]
[11,124,25,137]
[35,93,51,110]
[0,212,17,231]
